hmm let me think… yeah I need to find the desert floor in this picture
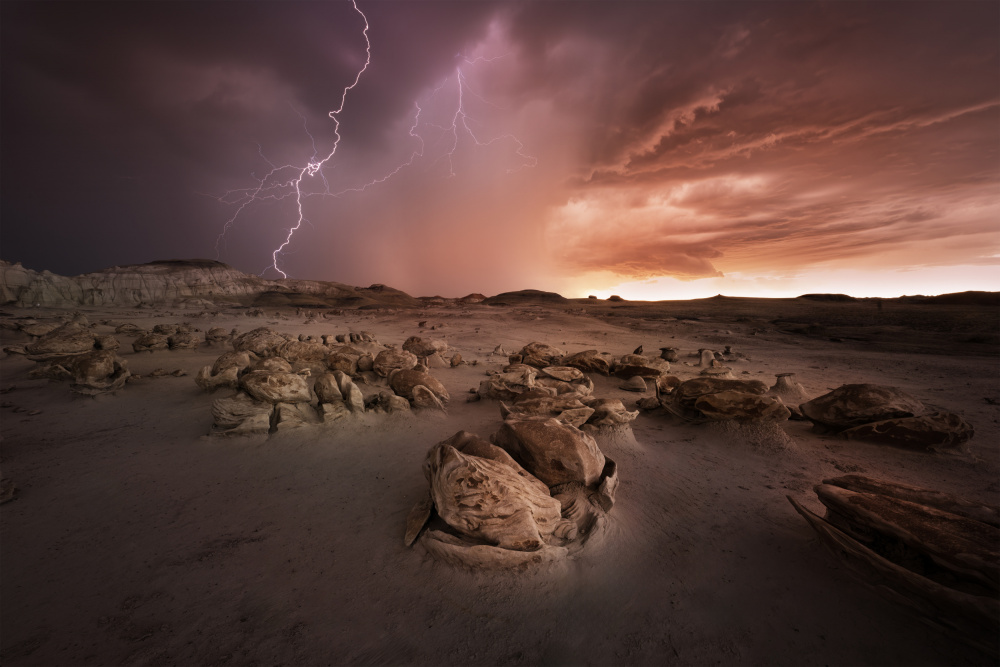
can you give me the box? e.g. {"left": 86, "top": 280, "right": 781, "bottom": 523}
{"left": 2, "top": 299, "right": 998, "bottom": 665}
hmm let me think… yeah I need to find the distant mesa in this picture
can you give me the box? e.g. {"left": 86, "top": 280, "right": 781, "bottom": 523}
{"left": 483, "top": 289, "right": 569, "bottom": 306}
{"left": 458, "top": 293, "right": 486, "bottom": 304}
{"left": 798, "top": 293, "right": 858, "bottom": 302}
{"left": 898, "top": 291, "right": 1000, "bottom": 307}
{"left": 0, "top": 258, "right": 420, "bottom": 310}
{"left": 607, "top": 295, "right": 624, "bottom": 302}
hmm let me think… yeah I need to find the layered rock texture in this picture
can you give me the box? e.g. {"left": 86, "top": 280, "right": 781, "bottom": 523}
{"left": 0, "top": 260, "right": 420, "bottom": 309}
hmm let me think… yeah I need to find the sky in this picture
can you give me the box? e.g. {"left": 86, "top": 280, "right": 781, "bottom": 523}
{"left": 2, "top": 0, "right": 998, "bottom": 299}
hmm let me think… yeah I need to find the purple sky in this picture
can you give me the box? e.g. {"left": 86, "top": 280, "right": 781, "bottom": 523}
{"left": 2, "top": 1, "right": 998, "bottom": 297}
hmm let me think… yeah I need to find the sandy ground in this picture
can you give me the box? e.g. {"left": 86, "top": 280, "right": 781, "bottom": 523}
{"left": 1, "top": 301, "right": 998, "bottom": 665}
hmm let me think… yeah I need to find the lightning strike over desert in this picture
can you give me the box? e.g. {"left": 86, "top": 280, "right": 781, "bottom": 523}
{"left": 1, "top": 1, "right": 998, "bottom": 665}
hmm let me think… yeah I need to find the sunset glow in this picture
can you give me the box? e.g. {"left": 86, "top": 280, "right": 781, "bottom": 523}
{"left": 2, "top": 1, "right": 997, "bottom": 298}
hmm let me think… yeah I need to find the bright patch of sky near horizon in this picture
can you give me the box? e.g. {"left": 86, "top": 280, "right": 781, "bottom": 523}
{"left": 1, "top": 1, "right": 997, "bottom": 299}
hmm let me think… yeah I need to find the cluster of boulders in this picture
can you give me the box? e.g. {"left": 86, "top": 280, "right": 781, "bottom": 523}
{"left": 198, "top": 327, "right": 454, "bottom": 435}
{"left": 3, "top": 314, "right": 129, "bottom": 395}
{"left": 128, "top": 322, "right": 202, "bottom": 353}
{"left": 799, "top": 384, "right": 974, "bottom": 450}
{"left": 659, "top": 377, "right": 793, "bottom": 423}
{"left": 406, "top": 419, "right": 618, "bottom": 568}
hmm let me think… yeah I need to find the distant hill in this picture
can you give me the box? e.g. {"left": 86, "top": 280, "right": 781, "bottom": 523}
{"left": 483, "top": 289, "right": 569, "bottom": 306}
{"left": 797, "top": 293, "right": 858, "bottom": 302}
{"left": 0, "top": 259, "right": 419, "bottom": 309}
{"left": 897, "top": 291, "right": 1000, "bottom": 307}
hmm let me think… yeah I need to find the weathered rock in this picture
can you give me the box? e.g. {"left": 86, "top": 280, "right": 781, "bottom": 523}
{"left": 622, "top": 376, "right": 646, "bottom": 392}
{"left": 167, "top": 331, "right": 200, "bottom": 350}
{"left": 115, "top": 322, "right": 141, "bottom": 335}
{"left": 332, "top": 371, "right": 365, "bottom": 413}
{"left": 666, "top": 377, "right": 773, "bottom": 422}
{"left": 672, "top": 378, "right": 769, "bottom": 407}
{"left": 211, "top": 393, "right": 272, "bottom": 435}
{"left": 195, "top": 365, "right": 239, "bottom": 391}
{"left": 788, "top": 480, "right": 1000, "bottom": 655}
{"left": 152, "top": 324, "right": 177, "bottom": 335}
{"left": 25, "top": 322, "right": 96, "bottom": 360}
{"left": 389, "top": 368, "right": 449, "bottom": 403}
{"left": 478, "top": 365, "right": 538, "bottom": 400}
{"left": 211, "top": 350, "right": 254, "bottom": 376}
{"left": 699, "top": 349, "right": 715, "bottom": 366}
{"left": 424, "top": 442, "right": 570, "bottom": 551}
{"left": 326, "top": 345, "right": 366, "bottom": 376}
{"left": 275, "top": 340, "right": 329, "bottom": 370}
{"left": 693, "top": 390, "right": 791, "bottom": 422}
{"left": 205, "top": 327, "right": 230, "bottom": 344}
{"left": 402, "top": 336, "right": 449, "bottom": 358}
{"left": 841, "top": 411, "right": 975, "bottom": 450}
{"left": 655, "top": 375, "right": 681, "bottom": 394}
{"left": 319, "top": 401, "right": 351, "bottom": 423}
{"left": 501, "top": 394, "right": 595, "bottom": 428}
{"left": 699, "top": 366, "right": 734, "bottom": 379}
{"left": 561, "top": 349, "right": 614, "bottom": 376}
{"left": 494, "top": 418, "right": 606, "bottom": 487}
{"left": 94, "top": 335, "right": 120, "bottom": 351}
{"left": 356, "top": 354, "right": 374, "bottom": 373}
{"left": 412, "top": 385, "right": 447, "bottom": 412}
{"left": 274, "top": 402, "right": 320, "bottom": 430}
{"left": 769, "top": 373, "right": 810, "bottom": 403}
{"left": 637, "top": 396, "right": 660, "bottom": 411}
{"left": 373, "top": 348, "right": 418, "bottom": 377}
{"left": 659, "top": 347, "right": 679, "bottom": 362}
{"left": 367, "top": 390, "right": 411, "bottom": 414}
{"left": 518, "top": 342, "right": 565, "bottom": 368}
{"left": 800, "top": 384, "right": 926, "bottom": 431}
{"left": 232, "top": 327, "right": 288, "bottom": 357}
{"left": 240, "top": 370, "right": 311, "bottom": 404}
{"left": 450, "top": 353, "right": 463, "bottom": 367}
{"left": 581, "top": 398, "right": 638, "bottom": 426}
{"left": 814, "top": 481, "right": 998, "bottom": 592}
{"left": 613, "top": 355, "right": 666, "bottom": 379}
{"left": 25, "top": 348, "right": 124, "bottom": 391}
{"left": 132, "top": 332, "right": 169, "bottom": 353}
{"left": 537, "top": 366, "right": 585, "bottom": 383}
{"left": 313, "top": 373, "right": 344, "bottom": 404}
{"left": 250, "top": 357, "right": 293, "bottom": 373}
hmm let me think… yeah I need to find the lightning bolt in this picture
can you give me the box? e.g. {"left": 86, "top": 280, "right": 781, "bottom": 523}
{"left": 214, "top": 1, "right": 534, "bottom": 279}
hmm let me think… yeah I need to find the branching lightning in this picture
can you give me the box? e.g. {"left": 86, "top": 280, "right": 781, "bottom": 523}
{"left": 214, "top": 1, "right": 534, "bottom": 278}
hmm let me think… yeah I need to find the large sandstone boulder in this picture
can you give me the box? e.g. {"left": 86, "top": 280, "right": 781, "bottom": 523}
{"left": 167, "top": 332, "right": 200, "bottom": 350}
{"left": 389, "top": 368, "right": 449, "bottom": 403}
{"left": 211, "top": 350, "right": 254, "bottom": 376}
{"left": 373, "top": 348, "right": 418, "bottom": 378}
{"left": 326, "top": 345, "right": 366, "bottom": 376}
{"left": 665, "top": 377, "right": 781, "bottom": 423}
{"left": 232, "top": 327, "right": 288, "bottom": 356}
{"left": 612, "top": 354, "right": 666, "bottom": 379}
{"left": 581, "top": 398, "right": 639, "bottom": 427}
{"left": 841, "top": 411, "right": 974, "bottom": 450}
{"left": 211, "top": 394, "right": 272, "bottom": 435}
{"left": 240, "top": 370, "right": 311, "bottom": 404}
{"left": 24, "top": 322, "right": 96, "bottom": 360}
{"left": 694, "top": 390, "right": 791, "bottom": 422}
{"left": 800, "top": 384, "right": 926, "bottom": 431}
{"left": 313, "top": 372, "right": 344, "bottom": 404}
{"left": 424, "top": 442, "right": 571, "bottom": 551}
{"left": 500, "top": 394, "right": 595, "bottom": 428}
{"left": 494, "top": 418, "right": 606, "bottom": 487}
{"left": 517, "top": 342, "right": 565, "bottom": 368}
{"left": 402, "top": 336, "right": 449, "bottom": 358}
{"left": 132, "top": 332, "right": 169, "bottom": 353}
{"left": 275, "top": 340, "right": 329, "bottom": 371}
{"left": 561, "top": 350, "right": 614, "bottom": 376}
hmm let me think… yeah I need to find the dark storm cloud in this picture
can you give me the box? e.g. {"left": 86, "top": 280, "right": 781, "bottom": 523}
{"left": 2, "top": 1, "right": 997, "bottom": 295}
